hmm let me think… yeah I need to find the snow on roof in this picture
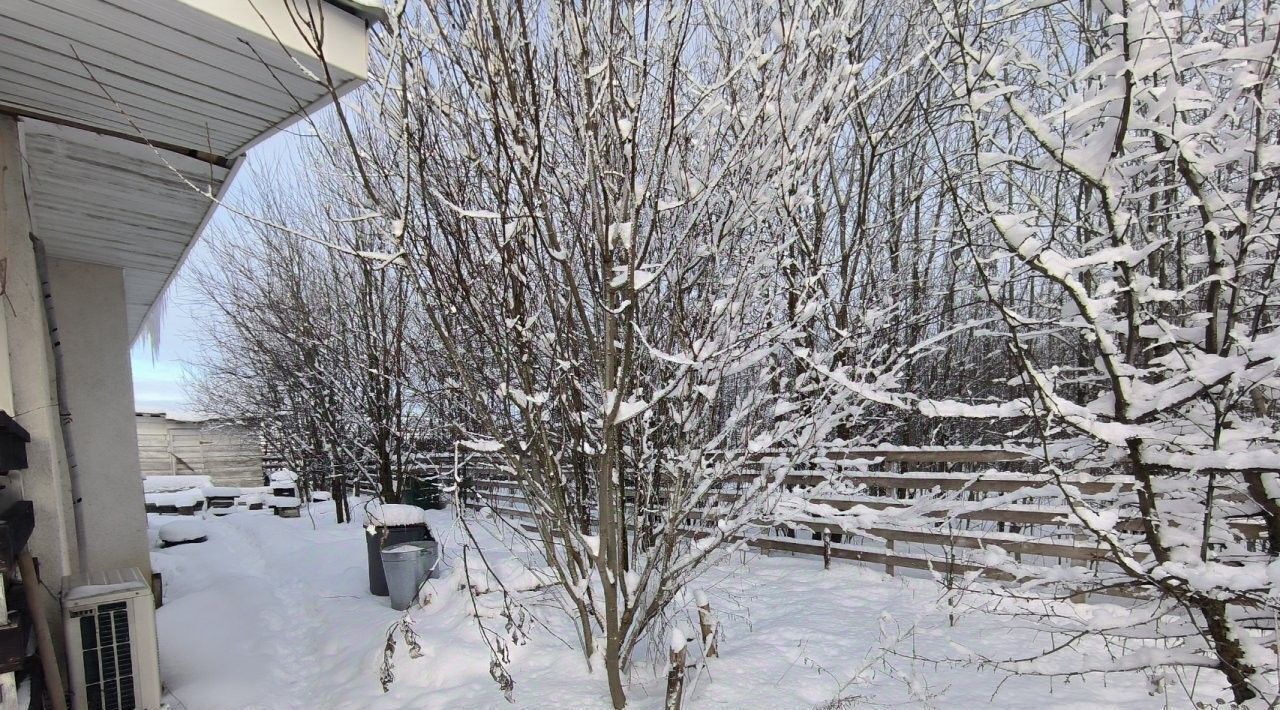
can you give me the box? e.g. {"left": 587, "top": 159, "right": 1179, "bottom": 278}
{"left": 144, "top": 475, "right": 213, "bottom": 493}
{"left": 145, "top": 490, "right": 205, "bottom": 508}
{"left": 137, "top": 410, "right": 215, "bottom": 423}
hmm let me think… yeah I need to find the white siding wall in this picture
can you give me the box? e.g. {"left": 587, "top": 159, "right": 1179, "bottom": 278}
{"left": 0, "top": 115, "right": 79, "bottom": 660}
{"left": 47, "top": 257, "right": 152, "bottom": 578}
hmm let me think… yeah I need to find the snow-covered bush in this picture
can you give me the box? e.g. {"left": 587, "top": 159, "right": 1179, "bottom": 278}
{"left": 925, "top": 0, "right": 1280, "bottom": 701}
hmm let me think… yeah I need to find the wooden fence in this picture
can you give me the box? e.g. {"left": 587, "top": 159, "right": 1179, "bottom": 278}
{"left": 445, "top": 448, "right": 1268, "bottom": 585}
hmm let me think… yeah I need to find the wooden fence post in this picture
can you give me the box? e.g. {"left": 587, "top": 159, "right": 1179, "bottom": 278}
{"left": 822, "top": 529, "right": 831, "bottom": 570}
{"left": 666, "top": 628, "right": 688, "bottom": 710}
{"left": 332, "top": 478, "right": 346, "bottom": 524}
{"left": 20, "top": 552, "right": 67, "bottom": 710}
{"left": 885, "top": 538, "right": 896, "bottom": 577}
{"left": 696, "top": 593, "right": 718, "bottom": 658}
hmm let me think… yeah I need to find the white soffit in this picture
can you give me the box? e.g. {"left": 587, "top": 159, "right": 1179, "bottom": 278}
{"left": 0, "top": 0, "right": 370, "bottom": 158}
{"left": 20, "top": 120, "right": 232, "bottom": 336}
{"left": 0, "top": 0, "right": 373, "bottom": 339}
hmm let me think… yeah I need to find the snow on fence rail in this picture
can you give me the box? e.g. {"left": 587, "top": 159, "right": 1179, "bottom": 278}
{"left": 439, "top": 448, "right": 1270, "bottom": 588}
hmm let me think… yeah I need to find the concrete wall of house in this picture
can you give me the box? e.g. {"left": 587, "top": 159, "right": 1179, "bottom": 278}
{"left": 0, "top": 114, "right": 80, "bottom": 657}
{"left": 47, "top": 257, "right": 152, "bottom": 578}
{"left": 136, "top": 414, "right": 264, "bottom": 487}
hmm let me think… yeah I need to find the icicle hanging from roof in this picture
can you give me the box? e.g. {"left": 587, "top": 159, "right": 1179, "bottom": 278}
{"left": 138, "top": 284, "right": 169, "bottom": 363}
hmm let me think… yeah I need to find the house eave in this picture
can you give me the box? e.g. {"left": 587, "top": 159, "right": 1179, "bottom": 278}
{"left": 324, "top": 0, "right": 388, "bottom": 25}
{"left": 0, "top": 0, "right": 375, "bottom": 343}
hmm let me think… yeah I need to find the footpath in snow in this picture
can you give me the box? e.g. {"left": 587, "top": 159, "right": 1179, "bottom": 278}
{"left": 149, "top": 502, "right": 1226, "bottom": 709}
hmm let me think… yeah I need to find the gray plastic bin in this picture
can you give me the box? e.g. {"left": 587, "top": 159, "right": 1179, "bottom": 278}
{"left": 381, "top": 544, "right": 422, "bottom": 611}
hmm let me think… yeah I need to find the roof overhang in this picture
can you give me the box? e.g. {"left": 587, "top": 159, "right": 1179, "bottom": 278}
{"left": 0, "top": 0, "right": 375, "bottom": 338}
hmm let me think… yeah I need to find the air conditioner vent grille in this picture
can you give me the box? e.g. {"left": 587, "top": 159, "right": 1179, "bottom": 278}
{"left": 63, "top": 567, "right": 160, "bottom": 710}
{"left": 78, "top": 601, "right": 135, "bottom": 710}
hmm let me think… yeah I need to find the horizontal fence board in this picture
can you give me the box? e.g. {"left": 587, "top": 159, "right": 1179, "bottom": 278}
{"left": 762, "top": 473, "right": 1131, "bottom": 495}
{"left": 733, "top": 448, "right": 1033, "bottom": 464}
{"left": 407, "top": 447, "right": 1269, "bottom": 601}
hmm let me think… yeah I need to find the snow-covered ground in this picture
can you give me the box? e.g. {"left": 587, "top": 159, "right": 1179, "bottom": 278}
{"left": 150, "top": 502, "right": 1227, "bottom": 709}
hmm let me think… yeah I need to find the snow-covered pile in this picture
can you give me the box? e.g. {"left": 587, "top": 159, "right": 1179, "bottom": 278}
{"left": 364, "top": 502, "right": 428, "bottom": 527}
{"left": 159, "top": 520, "right": 208, "bottom": 545}
{"left": 201, "top": 486, "right": 241, "bottom": 498}
{"left": 269, "top": 495, "right": 300, "bottom": 509}
{"left": 143, "top": 475, "right": 213, "bottom": 493}
{"left": 311, "top": 491, "right": 333, "bottom": 502}
{"left": 465, "top": 556, "right": 552, "bottom": 595}
{"left": 269, "top": 469, "right": 298, "bottom": 485}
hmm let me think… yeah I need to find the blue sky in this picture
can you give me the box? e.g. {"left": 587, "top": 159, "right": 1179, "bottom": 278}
{"left": 128, "top": 132, "right": 303, "bottom": 416}
{"left": 129, "top": 264, "right": 209, "bottom": 416}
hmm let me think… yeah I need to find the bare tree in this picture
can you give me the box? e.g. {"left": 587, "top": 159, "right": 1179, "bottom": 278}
{"left": 188, "top": 175, "right": 438, "bottom": 509}
{"left": 274, "top": 0, "right": 951, "bottom": 705}
{"left": 195, "top": 0, "right": 1280, "bottom": 704}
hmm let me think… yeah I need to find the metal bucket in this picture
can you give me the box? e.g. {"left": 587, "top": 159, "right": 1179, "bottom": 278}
{"left": 405, "top": 540, "right": 439, "bottom": 583}
{"left": 380, "top": 544, "right": 422, "bottom": 611}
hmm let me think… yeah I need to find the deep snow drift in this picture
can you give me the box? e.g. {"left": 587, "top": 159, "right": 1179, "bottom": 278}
{"left": 149, "top": 503, "right": 1228, "bottom": 709}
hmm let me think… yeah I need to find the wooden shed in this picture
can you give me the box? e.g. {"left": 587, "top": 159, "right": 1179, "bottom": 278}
{"left": 136, "top": 412, "right": 264, "bottom": 488}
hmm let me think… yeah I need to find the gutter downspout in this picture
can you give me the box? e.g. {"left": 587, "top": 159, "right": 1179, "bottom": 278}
{"left": 31, "top": 237, "right": 87, "bottom": 561}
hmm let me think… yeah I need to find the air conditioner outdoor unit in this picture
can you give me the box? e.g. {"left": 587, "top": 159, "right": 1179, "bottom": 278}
{"left": 62, "top": 567, "right": 162, "bottom": 710}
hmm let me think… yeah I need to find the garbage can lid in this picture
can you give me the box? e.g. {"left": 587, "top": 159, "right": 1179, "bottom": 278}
{"left": 365, "top": 502, "right": 428, "bottom": 527}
